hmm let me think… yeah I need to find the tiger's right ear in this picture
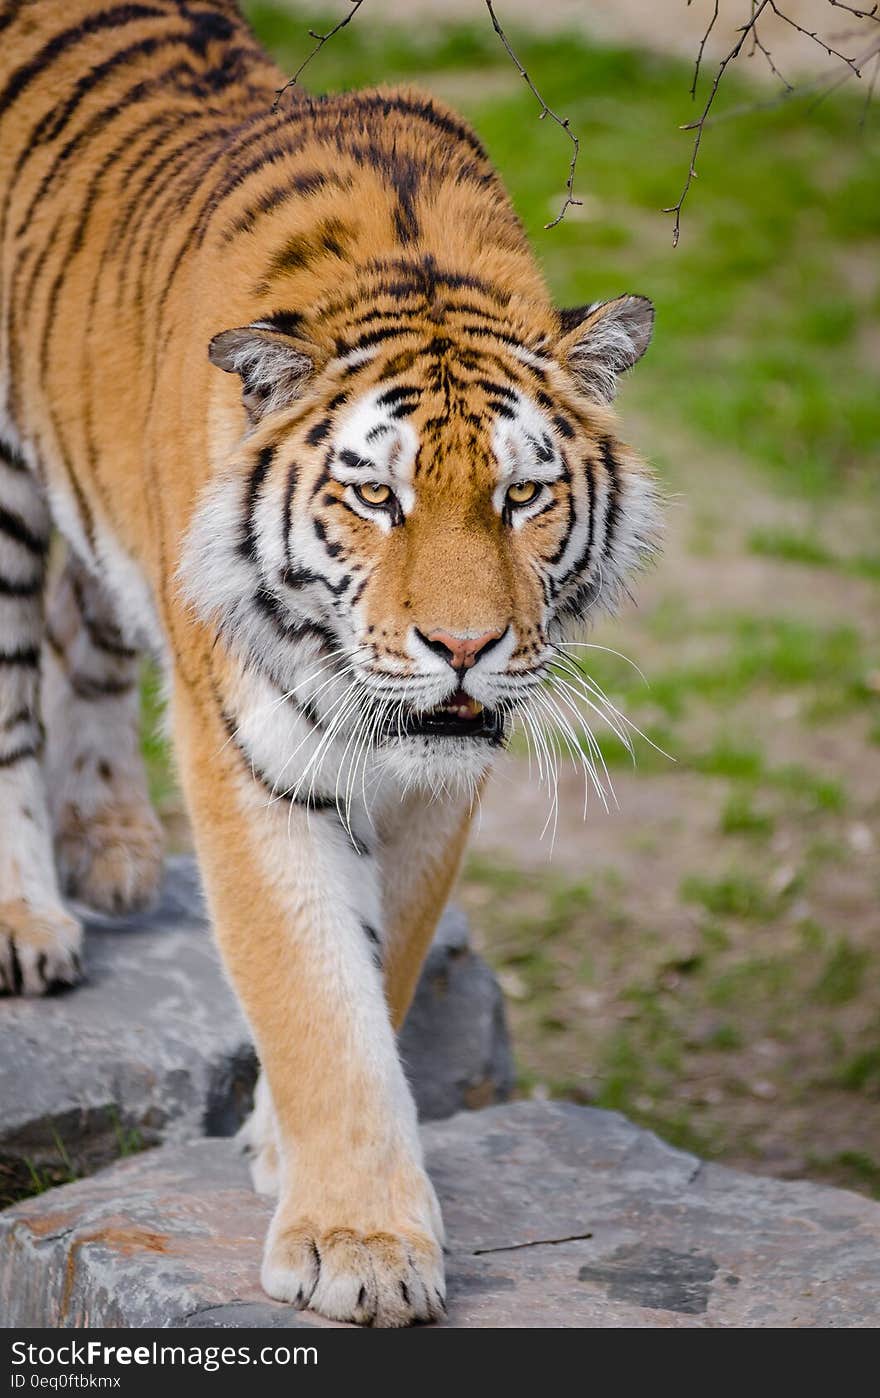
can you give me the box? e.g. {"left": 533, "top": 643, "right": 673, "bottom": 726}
{"left": 208, "top": 322, "right": 317, "bottom": 424}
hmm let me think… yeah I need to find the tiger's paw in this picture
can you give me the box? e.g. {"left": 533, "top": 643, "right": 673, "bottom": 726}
{"left": 0, "top": 900, "right": 83, "bottom": 996}
{"left": 261, "top": 1219, "right": 446, "bottom": 1328}
{"left": 55, "top": 798, "right": 163, "bottom": 917}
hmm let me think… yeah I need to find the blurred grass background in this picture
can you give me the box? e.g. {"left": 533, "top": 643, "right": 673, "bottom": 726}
{"left": 148, "top": 4, "right": 880, "bottom": 1196}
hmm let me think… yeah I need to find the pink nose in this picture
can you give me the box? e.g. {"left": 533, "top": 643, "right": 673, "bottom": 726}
{"left": 422, "top": 628, "right": 505, "bottom": 671}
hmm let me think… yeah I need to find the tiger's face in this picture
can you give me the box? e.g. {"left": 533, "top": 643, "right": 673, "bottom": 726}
{"left": 195, "top": 293, "right": 659, "bottom": 795}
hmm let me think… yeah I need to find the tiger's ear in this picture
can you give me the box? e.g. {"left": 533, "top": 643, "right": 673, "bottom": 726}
{"left": 208, "top": 323, "right": 317, "bottom": 424}
{"left": 556, "top": 294, "right": 654, "bottom": 404}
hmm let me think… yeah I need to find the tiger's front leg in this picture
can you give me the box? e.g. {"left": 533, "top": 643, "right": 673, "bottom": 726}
{"left": 172, "top": 673, "right": 445, "bottom": 1329}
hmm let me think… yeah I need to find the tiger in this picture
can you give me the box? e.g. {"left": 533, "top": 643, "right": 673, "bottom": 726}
{"left": 0, "top": 0, "right": 660, "bottom": 1326}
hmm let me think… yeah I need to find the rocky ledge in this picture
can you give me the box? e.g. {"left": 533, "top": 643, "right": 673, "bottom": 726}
{"left": 2, "top": 1100, "right": 879, "bottom": 1327}
{"left": 0, "top": 858, "right": 512, "bottom": 1204}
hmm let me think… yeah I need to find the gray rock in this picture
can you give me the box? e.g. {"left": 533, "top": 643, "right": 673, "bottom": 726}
{"left": 2, "top": 1101, "right": 879, "bottom": 1327}
{"left": 0, "top": 859, "right": 512, "bottom": 1206}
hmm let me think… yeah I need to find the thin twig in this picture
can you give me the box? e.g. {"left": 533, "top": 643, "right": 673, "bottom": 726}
{"left": 767, "top": 0, "right": 864, "bottom": 73}
{"left": 667, "top": 0, "right": 875, "bottom": 246}
{"left": 273, "top": 0, "right": 365, "bottom": 108}
{"left": 689, "top": 33, "right": 880, "bottom": 128}
{"left": 664, "top": 1, "right": 772, "bottom": 247}
{"left": 827, "top": 0, "right": 880, "bottom": 22}
{"left": 484, "top": 0, "right": 582, "bottom": 228}
{"left": 806, "top": 31, "right": 880, "bottom": 110}
{"left": 749, "top": 15, "right": 794, "bottom": 88}
{"left": 690, "top": 0, "right": 721, "bottom": 98}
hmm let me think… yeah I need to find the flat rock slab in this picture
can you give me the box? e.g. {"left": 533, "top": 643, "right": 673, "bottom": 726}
{"left": 2, "top": 1101, "right": 879, "bottom": 1328}
{"left": 0, "top": 859, "right": 512, "bottom": 1204}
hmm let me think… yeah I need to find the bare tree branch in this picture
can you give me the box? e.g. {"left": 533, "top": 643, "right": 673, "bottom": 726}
{"left": 483, "top": 0, "right": 582, "bottom": 228}
{"left": 664, "top": 2, "right": 773, "bottom": 248}
{"left": 269, "top": 2, "right": 876, "bottom": 246}
{"left": 751, "top": 23, "right": 794, "bottom": 88}
{"left": 766, "top": 0, "right": 864, "bottom": 73}
{"left": 825, "top": 0, "right": 879, "bottom": 23}
{"left": 690, "top": 0, "right": 721, "bottom": 97}
{"left": 273, "top": 0, "right": 365, "bottom": 108}
{"left": 667, "top": 0, "right": 878, "bottom": 247}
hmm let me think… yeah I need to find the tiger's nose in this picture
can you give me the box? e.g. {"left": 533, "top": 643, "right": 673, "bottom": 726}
{"left": 418, "top": 627, "right": 506, "bottom": 672}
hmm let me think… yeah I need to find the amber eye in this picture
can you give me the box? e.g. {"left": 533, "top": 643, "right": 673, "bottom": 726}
{"left": 355, "top": 481, "right": 393, "bottom": 508}
{"left": 506, "top": 480, "right": 541, "bottom": 507}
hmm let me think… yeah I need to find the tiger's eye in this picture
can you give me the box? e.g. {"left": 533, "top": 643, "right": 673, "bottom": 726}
{"left": 355, "top": 481, "right": 392, "bottom": 507}
{"left": 506, "top": 480, "right": 540, "bottom": 506}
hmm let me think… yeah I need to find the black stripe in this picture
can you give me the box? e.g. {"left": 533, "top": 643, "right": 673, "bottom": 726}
{"left": 84, "top": 626, "right": 138, "bottom": 660}
{"left": 261, "top": 309, "right": 304, "bottom": 338}
{"left": 239, "top": 446, "right": 274, "bottom": 562}
{"left": 109, "top": 115, "right": 232, "bottom": 267}
{"left": 223, "top": 182, "right": 292, "bottom": 241}
{"left": 305, "top": 418, "right": 331, "bottom": 447}
{"left": 69, "top": 674, "right": 135, "bottom": 700}
{"left": 337, "top": 449, "right": 373, "bottom": 472}
{"left": 0, "top": 741, "right": 41, "bottom": 768}
{"left": 0, "top": 572, "right": 42, "bottom": 597}
{"left": 220, "top": 701, "right": 329, "bottom": 810}
{"left": 9, "top": 938, "right": 23, "bottom": 995}
{"left": 251, "top": 588, "right": 337, "bottom": 655}
{"left": 553, "top": 414, "right": 576, "bottom": 440}
{"left": 0, "top": 5, "right": 165, "bottom": 119}
{"left": 11, "top": 29, "right": 194, "bottom": 200}
{"left": 557, "top": 458, "right": 596, "bottom": 599}
{"left": 2, "top": 705, "right": 33, "bottom": 732}
{"left": 339, "top": 91, "right": 487, "bottom": 158}
{"left": 337, "top": 323, "right": 411, "bottom": 355}
{"left": 600, "top": 438, "right": 620, "bottom": 560}
{"left": 361, "top": 922, "right": 382, "bottom": 968}
{"left": 0, "top": 437, "right": 28, "bottom": 472}
{"left": 72, "top": 578, "right": 138, "bottom": 660}
{"left": 349, "top": 574, "right": 369, "bottom": 607}
{"left": 477, "top": 379, "right": 516, "bottom": 400}
{"left": 0, "top": 506, "right": 47, "bottom": 556}
{"left": 0, "top": 646, "right": 39, "bottom": 666}
{"left": 0, "top": 3, "right": 27, "bottom": 39}
{"left": 20, "top": 61, "right": 199, "bottom": 245}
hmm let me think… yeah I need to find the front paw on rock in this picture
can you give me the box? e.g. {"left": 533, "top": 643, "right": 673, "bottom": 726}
{"left": 0, "top": 900, "right": 83, "bottom": 995}
{"left": 262, "top": 1223, "right": 446, "bottom": 1327}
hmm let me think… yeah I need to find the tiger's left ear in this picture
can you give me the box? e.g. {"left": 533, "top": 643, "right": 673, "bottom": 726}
{"left": 555, "top": 294, "right": 654, "bottom": 404}
{"left": 208, "top": 322, "right": 318, "bottom": 424}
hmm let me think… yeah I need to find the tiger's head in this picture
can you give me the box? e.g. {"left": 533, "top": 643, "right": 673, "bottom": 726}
{"left": 186, "top": 266, "right": 660, "bottom": 799}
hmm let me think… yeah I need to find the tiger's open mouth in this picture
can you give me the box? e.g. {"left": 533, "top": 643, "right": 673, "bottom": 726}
{"left": 400, "top": 690, "right": 505, "bottom": 742}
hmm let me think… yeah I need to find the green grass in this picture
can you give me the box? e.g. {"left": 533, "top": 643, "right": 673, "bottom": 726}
{"left": 246, "top": 3, "right": 880, "bottom": 498}
{"left": 460, "top": 846, "right": 880, "bottom": 1184}
{"left": 681, "top": 871, "right": 783, "bottom": 922}
{"left": 813, "top": 938, "right": 871, "bottom": 1006}
{"left": 750, "top": 528, "right": 880, "bottom": 580}
{"left": 720, "top": 792, "right": 775, "bottom": 839}
{"left": 748, "top": 528, "right": 836, "bottom": 569}
{"left": 808, "top": 1151, "right": 880, "bottom": 1200}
